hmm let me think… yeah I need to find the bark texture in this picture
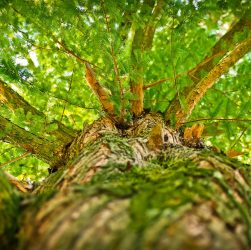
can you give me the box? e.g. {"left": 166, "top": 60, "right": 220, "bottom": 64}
{"left": 1, "top": 114, "right": 251, "bottom": 250}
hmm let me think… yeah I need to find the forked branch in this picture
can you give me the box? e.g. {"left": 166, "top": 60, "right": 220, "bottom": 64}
{"left": 166, "top": 37, "right": 251, "bottom": 127}
{"left": 166, "top": 10, "right": 251, "bottom": 127}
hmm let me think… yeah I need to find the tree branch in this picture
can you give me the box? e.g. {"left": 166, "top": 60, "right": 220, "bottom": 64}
{"left": 55, "top": 39, "right": 90, "bottom": 65}
{"left": 0, "top": 79, "right": 76, "bottom": 143}
{"left": 143, "top": 0, "right": 164, "bottom": 50}
{"left": 188, "top": 10, "right": 251, "bottom": 83}
{"left": 143, "top": 77, "right": 174, "bottom": 90}
{"left": 4, "top": 171, "right": 30, "bottom": 193}
{"left": 0, "top": 79, "right": 41, "bottom": 115}
{"left": 4, "top": 172, "right": 29, "bottom": 192}
{"left": 130, "top": 0, "right": 164, "bottom": 116}
{"left": 182, "top": 118, "right": 251, "bottom": 124}
{"left": 166, "top": 37, "right": 251, "bottom": 127}
{"left": 85, "top": 62, "right": 114, "bottom": 116}
{"left": 0, "top": 115, "right": 61, "bottom": 164}
{"left": 165, "top": 11, "right": 251, "bottom": 127}
{"left": 144, "top": 69, "right": 196, "bottom": 90}
{"left": 51, "top": 38, "right": 118, "bottom": 118}
{"left": 7, "top": 3, "right": 121, "bottom": 121}
{"left": 0, "top": 151, "right": 30, "bottom": 169}
{"left": 101, "top": 0, "right": 125, "bottom": 122}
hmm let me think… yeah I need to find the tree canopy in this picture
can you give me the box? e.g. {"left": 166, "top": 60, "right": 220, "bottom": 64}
{"left": 0, "top": 0, "right": 251, "bottom": 181}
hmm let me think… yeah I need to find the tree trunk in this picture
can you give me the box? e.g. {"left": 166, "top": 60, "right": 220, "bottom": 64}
{"left": 1, "top": 113, "right": 251, "bottom": 250}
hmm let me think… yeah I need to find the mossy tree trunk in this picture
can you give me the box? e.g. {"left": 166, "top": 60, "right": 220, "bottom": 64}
{"left": 1, "top": 113, "right": 251, "bottom": 250}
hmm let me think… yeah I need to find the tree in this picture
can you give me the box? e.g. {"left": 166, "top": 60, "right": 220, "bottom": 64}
{"left": 0, "top": 0, "right": 251, "bottom": 249}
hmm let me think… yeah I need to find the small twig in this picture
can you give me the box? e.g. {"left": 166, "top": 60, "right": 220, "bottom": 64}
{"left": 144, "top": 68, "right": 199, "bottom": 90}
{"left": 0, "top": 146, "right": 15, "bottom": 157}
{"left": 70, "top": 114, "right": 77, "bottom": 126}
{"left": 182, "top": 118, "right": 251, "bottom": 124}
{"left": 61, "top": 65, "right": 75, "bottom": 122}
{"left": 170, "top": 11, "right": 179, "bottom": 97}
{"left": 230, "top": 128, "right": 247, "bottom": 149}
{"left": 55, "top": 39, "right": 90, "bottom": 65}
{"left": 10, "top": 4, "right": 102, "bottom": 74}
{"left": 4, "top": 171, "right": 29, "bottom": 193}
{"left": 0, "top": 151, "right": 31, "bottom": 169}
{"left": 21, "top": 80, "right": 96, "bottom": 110}
{"left": 144, "top": 76, "right": 177, "bottom": 90}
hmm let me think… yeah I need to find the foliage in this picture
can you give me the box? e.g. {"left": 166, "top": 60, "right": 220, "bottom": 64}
{"left": 0, "top": 0, "right": 250, "bottom": 180}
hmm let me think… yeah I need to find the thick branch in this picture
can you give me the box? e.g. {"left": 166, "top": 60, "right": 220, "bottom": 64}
{"left": 130, "top": 0, "right": 163, "bottom": 116}
{"left": 101, "top": 1, "right": 125, "bottom": 121}
{"left": 55, "top": 40, "right": 117, "bottom": 119}
{"left": 166, "top": 38, "right": 251, "bottom": 127}
{"left": 188, "top": 10, "right": 251, "bottom": 83}
{"left": 0, "top": 79, "right": 75, "bottom": 143}
{"left": 0, "top": 79, "right": 41, "bottom": 115}
{"left": 182, "top": 118, "right": 251, "bottom": 124}
{"left": 52, "top": 39, "right": 115, "bottom": 118}
{"left": 85, "top": 63, "right": 114, "bottom": 116}
{"left": 143, "top": 0, "right": 164, "bottom": 50}
{"left": 0, "top": 115, "right": 61, "bottom": 164}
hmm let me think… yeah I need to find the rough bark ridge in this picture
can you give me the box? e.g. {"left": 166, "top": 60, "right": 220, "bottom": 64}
{"left": 1, "top": 113, "right": 250, "bottom": 250}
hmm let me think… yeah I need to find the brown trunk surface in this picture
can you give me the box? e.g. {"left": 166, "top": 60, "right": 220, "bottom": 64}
{"left": 1, "top": 113, "right": 251, "bottom": 250}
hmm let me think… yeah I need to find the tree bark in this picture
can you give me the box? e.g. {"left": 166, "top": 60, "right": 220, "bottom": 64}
{"left": 1, "top": 114, "right": 251, "bottom": 250}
